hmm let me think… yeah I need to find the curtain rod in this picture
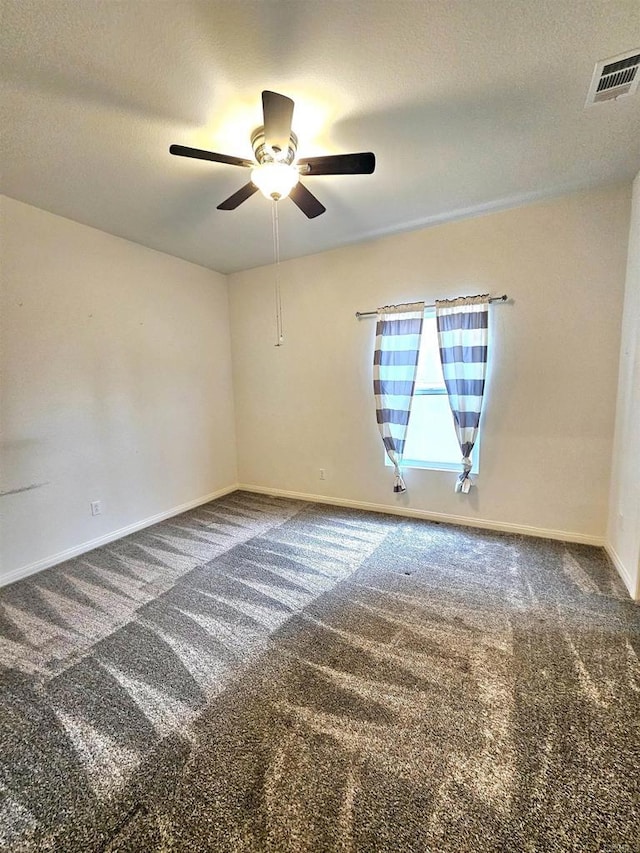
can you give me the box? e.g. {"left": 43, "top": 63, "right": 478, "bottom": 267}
{"left": 355, "top": 293, "right": 508, "bottom": 319}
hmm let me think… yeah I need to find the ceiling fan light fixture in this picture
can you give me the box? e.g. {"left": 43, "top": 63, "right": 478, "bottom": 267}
{"left": 250, "top": 162, "right": 299, "bottom": 200}
{"left": 171, "top": 90, "right": 375, "bottom": 216}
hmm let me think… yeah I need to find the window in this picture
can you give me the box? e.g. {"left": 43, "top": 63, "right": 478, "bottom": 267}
{"left": 385, "top": 308, "right": 480, "bottom": 473}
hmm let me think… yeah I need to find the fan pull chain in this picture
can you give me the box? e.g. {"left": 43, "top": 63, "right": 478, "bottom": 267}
{"left": 271, "top": 200, "right": 284, "bottom": 346}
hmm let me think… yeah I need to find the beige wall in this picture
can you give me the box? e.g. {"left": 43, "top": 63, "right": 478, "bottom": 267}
{"left": 607, "top": 172, "right": 640, "bottom": 599}
{"left": 229, "top": 185, "right": 631, "bottom": 544}
{"left": 1, "top": 184, "right": 633, "bottom": 588}
{"left": 1, "top": 196, "right": 237, "bottom": 582}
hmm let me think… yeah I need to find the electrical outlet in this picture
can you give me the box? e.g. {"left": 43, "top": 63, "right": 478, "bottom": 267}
{"left": 90, "top": 500, "right": 102, "bottom": 516}
{"left": 319, "top": 469, "right": 326, "bottom": 480}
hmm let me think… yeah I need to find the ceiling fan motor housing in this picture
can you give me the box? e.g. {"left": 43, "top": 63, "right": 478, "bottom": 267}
{"left": 251, "top": 126, "right": 298, "bottom": 166}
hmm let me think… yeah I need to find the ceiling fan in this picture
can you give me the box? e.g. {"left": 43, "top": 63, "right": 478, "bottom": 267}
{"left": 169, "top": 91, "right": 375, "bottom": 219}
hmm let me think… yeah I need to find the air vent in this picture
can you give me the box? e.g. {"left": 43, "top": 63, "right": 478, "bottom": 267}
{"left": 585, "top": 48, "right": 640, "bottom": 106}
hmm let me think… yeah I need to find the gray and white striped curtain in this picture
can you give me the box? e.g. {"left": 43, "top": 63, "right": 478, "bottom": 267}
{"left": 435, "top": 295, "right": 489, "bottom": 493}
{"left": 373, "top": 302, "right": 425, "bottom": 492}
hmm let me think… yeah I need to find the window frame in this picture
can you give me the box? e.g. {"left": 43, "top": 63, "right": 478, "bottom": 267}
{"left": 383, "top": 307, "right": 481, "bottom": 474}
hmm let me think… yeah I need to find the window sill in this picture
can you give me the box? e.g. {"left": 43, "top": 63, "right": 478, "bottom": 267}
{"left": 385, "top": 458, "right": 479, "bottom": 475}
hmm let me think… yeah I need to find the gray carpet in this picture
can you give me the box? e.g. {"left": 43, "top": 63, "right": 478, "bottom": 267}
{"left": 0, "top": 491, "right": 638, "bottom": 852}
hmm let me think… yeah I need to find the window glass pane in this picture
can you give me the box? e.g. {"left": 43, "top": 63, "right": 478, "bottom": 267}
{"left": 404, "top": 394, "right": 461, "bottom": 464}
{"left": 387, "top": 307, "right": 480, "bottom": 474}
{"left": 414, "top": 315, "right": 445, "bottom": 392}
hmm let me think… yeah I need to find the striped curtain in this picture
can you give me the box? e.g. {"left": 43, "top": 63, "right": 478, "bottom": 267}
{"left": 374, "top": 302, "right": 425, "bottom": 492}
{"left": 435, "top": 295, "right": 490, "bottom": 493}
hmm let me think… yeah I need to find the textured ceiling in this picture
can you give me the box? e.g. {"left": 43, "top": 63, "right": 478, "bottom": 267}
{"left": 1, "top": 1, "right": 639, "bottom": 274}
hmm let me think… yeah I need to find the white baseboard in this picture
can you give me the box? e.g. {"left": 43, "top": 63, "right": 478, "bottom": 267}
{"left": 1, "top": 484, "right": 239, "bottom": 588}
{"left": 4, "top": 481, "right": 613, "bottom": 591}
{"left": 604, "top": 542, "right": 639, "bottom": 600}
{"left": 237, "top": 484, "right": 605, "bottom": 547}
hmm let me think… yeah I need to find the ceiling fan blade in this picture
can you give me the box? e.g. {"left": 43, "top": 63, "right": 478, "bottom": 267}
{"left": 217, "top": 182, "right": 259, "bottom": 211}
{"left": 262, "top": 91, "right": 294, "bottom": 153}
{"left": 289, "top": 181, "right": 326, "bottom": 219}
{"left": 170, "top": 144, "right": 253, "bottom": 168}
{"left": 297, "top": 152, "right": 376, "bottom": 176}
